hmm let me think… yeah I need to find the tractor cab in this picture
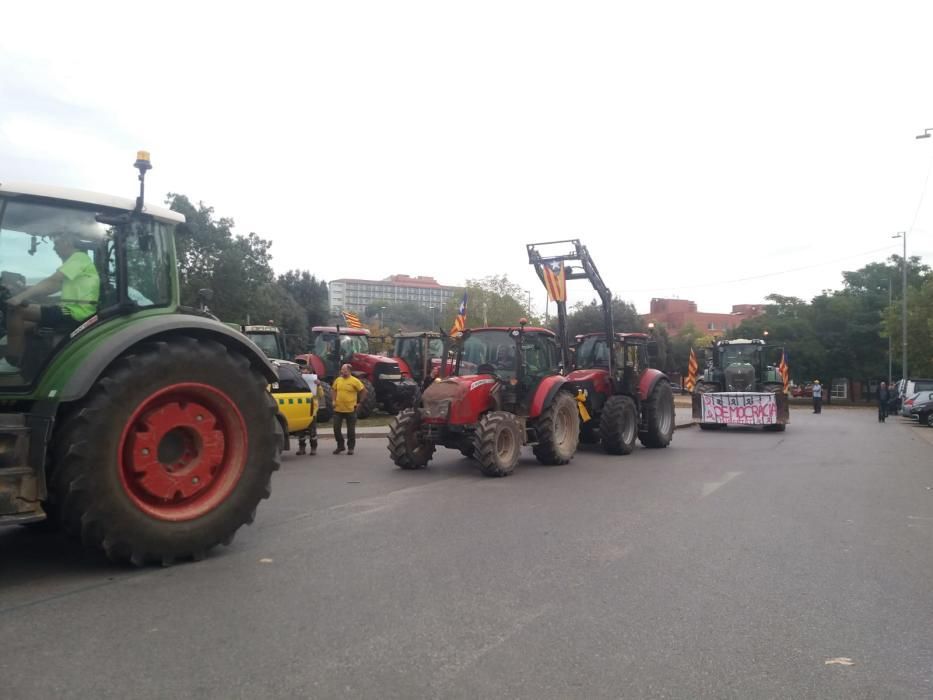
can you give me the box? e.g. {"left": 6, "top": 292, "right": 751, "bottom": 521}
{"left": 243, "top": 324, "right": 286, "bottom": 360}
{"left": 393, "top": 331, "right": 444, "bottom": 385}
{"left": 572, "top": 332, "right": 651, "bottom": 397}
{"left": 420, "top": 325, "right": 562, "bottom": 422}
{"left": 308, "top": 326, "right": 371, "bottom": 379}
{"left": 0, "top": 163, "right": 181, "bottom": 386}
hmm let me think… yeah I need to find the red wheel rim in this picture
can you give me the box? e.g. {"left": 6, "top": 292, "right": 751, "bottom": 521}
{"left": 119, "top": 383, "right": 248, "bottom": 521}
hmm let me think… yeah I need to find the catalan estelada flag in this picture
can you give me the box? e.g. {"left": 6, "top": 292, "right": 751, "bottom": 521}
{"left": 542, "top": 262, "right": 567, "bottom": 302}
{"left": 450, "top": 293, "right": 467, "bottom": 335}
{"left": 685, "top": 347, "right": 698, "bottom": 392}
{"left": 342, "top": 311, "right": 362, "bottom": 329}
{"left": 778, "top": 350, "right": 790, "bottom": 393}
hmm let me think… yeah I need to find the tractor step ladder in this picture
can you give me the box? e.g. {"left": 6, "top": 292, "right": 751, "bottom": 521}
{"left": 0, "top": 414, "right": 46, "bottom": 523}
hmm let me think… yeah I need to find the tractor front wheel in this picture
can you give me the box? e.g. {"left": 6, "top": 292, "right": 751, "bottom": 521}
{"left": 639, "top": 380, "right": 675, "bottom": 448}
{"left": 317, "top": 382, "right": 333, "bottom": 423}
{"left": 474, "top": 411, "right": 523, "bottom": 477}
{"left": 356, "top": 377, "right": 378, "bottom": 419}
{"left": 387, "top": 409, "right": 435, "bottom": 469}
{"left": 50, "top": 337, "right": 280, "bottom": 566}
{"left": 600, "top": 395, "right": 638, "bottom": 455}
{"left": 532, "top": 391, "right": 580, "bottom": 465}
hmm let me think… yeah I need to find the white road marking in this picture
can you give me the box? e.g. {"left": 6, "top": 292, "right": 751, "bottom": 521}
{"left": 701, "top": 471, "right": 742, "bottom": 498}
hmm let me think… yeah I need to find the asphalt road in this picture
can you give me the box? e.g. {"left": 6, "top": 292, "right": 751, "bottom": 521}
{"left": 2, "top": 407, "right": 932, "bottom": 699}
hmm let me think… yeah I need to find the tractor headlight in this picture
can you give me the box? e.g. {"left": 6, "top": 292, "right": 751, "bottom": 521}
{"left": 421, "top": 399, "right": 451, "bottom": 420}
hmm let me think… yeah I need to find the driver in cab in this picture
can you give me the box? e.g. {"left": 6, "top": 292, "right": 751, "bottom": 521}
{"left": 5, "top": 231, "right": 100, "bottom": 367}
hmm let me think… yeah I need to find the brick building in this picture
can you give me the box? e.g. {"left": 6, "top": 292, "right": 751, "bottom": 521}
{"left": 328, "top": 274, "right": 458, "bottom": 313}
{"left": 642, "top": 298, "right": 764, "bottom": 337}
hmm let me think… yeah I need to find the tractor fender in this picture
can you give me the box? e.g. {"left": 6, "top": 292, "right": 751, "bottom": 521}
{"left": 295, "top": 353, "right": 328, "bottom": 378}
{"left": 528, "top": 375, "right": 569, "bottom": 419}
{"left": 637, "top": 368, "right": 669, "bottom": 402}
{"left": 60, "top": 314, "right": 277, "bottom": 402}
{"left": 395, "top": 357, "right": 413, "bottom": 379}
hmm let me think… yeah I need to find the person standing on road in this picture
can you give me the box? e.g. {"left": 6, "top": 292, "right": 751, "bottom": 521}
{"left": 878, "top": 381, "right": 889, "bottom": 423}
{"left": 332, "top": 363, "right": 367, "bottom": 455}
{"left": 812, "top": 379, "right": 823, "bottom": 414}
{"left": 296, "top": 365, "right": 319, "bottom": 456}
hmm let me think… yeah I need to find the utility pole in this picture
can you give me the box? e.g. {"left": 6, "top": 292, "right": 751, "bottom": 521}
{"left": 893, "top": 232, "right": 908, "bottom": 382}
{"left": 888, "top": 277, "right": 893, "bottom": 385}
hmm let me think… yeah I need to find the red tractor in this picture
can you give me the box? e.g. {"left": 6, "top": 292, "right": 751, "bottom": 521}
{"left": 297, "top": 325, "right": 420, "bottom": 418}
{"left": 527, "top": 239, "right": 675, "bottom": 454}
{"left": 387, "top": 323, "right": 581, "bottom": 477}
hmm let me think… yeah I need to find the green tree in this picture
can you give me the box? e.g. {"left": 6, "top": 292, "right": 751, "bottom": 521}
{"left": 278, "top": 270, "right": 330, "bottom": 328}
{"left": 442, "top": 275, "right": 538, "bottom": 330}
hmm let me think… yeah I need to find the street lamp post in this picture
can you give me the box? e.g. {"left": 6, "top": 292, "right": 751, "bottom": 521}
{"left": 430, "top": 306, "right": 436, "bottom": 328}
{"left": 892, "top": 232, "right": 907, "bottom": 383}
{"left": 888, "top": 277, "right": 893, "bottom": 385}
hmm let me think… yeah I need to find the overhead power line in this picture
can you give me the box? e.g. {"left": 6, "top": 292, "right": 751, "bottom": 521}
{"left": 616, "top": 244, "right": 898, "bottom": 295}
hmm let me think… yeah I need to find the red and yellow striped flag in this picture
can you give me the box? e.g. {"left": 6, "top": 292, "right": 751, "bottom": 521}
{"left": 342, "top": 311, "right": 362, "bottom": 329}
{"left": 542, "top": 262, "right": 567, "bottom": 302}
{"left": 450, "top": 293, "right": 467, "bottom": 335}
{"left": 778, "top": 350, "right": 790, "bottom": 393}
{"left": 685, "top": 347, "right": 698, "bottom": 392}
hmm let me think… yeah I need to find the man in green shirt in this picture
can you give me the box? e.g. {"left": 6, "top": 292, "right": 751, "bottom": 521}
{"left": 5, "top": 232, "right": 100, "bottom": 366}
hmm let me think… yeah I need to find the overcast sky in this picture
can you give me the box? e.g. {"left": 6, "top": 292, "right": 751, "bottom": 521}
{"left": 3, "top": 1, "right": 933, "bottom": 315}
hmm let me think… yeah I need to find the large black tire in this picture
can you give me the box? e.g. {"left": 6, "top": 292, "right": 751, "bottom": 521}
{"left": 49, "top": 337, "right": 280, "bottom": 566}
{"left": 640, "top": 380, "right": 675, "bottom": 448}
{"left": 532, "top": 391, "right": 580, "bottom": 465}
{"left": 356, "top": 377, "right": 378, "bottom": 419}
{"left": 474, "top": 411, "right": 523, "bottom": 477}
{"left": 760, "top": 384, "right": 786, "bottom": 431}
{"left": 599, "top": 395, "right": 638, "bottom": 455}
{"left": 387, "top": 409, "right": 436, "bottom": 469}
{"left": 317, "top": 382, "right": 333, "bottom": 424}
{"left": 694, "top": 382, "right": 722, "bottom": 431}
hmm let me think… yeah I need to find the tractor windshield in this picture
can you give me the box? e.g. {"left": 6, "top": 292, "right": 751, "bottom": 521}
{"left": 246, "top": 332, "right": 283, "bottom": 360}
{"left": 394, "top": 336, "right": 444, "bottom": 380}
{"left": 0, "top": 197, "right": 173, "bottom": 386}
{"left": 575, "top": 336, "right": 610, "bottom": 369}
{"left": 721, "top": 345, "right": 760, "bottom": 367}
{"left": 459, "top": 330, "right": 517, "bottom": 378}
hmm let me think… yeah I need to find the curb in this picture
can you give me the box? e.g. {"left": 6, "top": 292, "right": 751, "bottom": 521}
{"left": 316, "top": 421, "right": 698, "bottom": 439}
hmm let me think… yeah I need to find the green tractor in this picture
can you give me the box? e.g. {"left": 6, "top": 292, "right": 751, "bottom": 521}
{"left": 0, "top": 152, "right": 281, "bottom": 565}
{"left": 692, "top": 338, "right": 789, "bottom": 431}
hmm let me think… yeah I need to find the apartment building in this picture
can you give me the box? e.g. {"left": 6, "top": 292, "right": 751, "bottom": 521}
{"left": 328, "top": 274, "right": 458, "bottom": 313}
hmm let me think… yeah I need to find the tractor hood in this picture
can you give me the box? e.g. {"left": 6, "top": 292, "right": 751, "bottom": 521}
{"left": 421, "top": 375, "right": 499, "bottom": 425}
{"left": 724, "top": 362, "right": 756, "bottom": 392}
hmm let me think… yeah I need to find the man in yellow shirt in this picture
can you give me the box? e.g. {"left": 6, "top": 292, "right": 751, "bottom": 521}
{"left": 331, "top": 363, "right": 367, "bottom": 455}
{"left": 5, "top": 231, "right": 100, "bottom": 367}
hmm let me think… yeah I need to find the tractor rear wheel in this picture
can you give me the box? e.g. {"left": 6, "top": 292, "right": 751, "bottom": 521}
{"left": 532, "top": 391, "right": 580, "bottom": 465}
{"left": 356, "top": 377, "right": 378, "bottom": 419}
{"left": 317, "top": 382, "right": 333, "bottom": 423}
{"left": 387, "top": 409, "right": 435, "bottom": 469}
{"left": 474, "top": 411, "right": 522, "bottom": 477}
{"left": 639, "top": 380, "right": 675, "bottom": 448}
{"left": 600, "top": 395, "right": 638, "bottom": 455}
{"left": 50, "top": 337, "right": 280, "bottom": 566}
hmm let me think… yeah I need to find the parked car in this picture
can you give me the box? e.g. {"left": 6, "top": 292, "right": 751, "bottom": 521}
{"left": 792, "top": 383, "right": 814, "bottom": 398}
{"left": 909, "top": 391, "right": 933, "bottom": 426}
{"left": 899, "top": 378, "right": 933, "bottom": 417}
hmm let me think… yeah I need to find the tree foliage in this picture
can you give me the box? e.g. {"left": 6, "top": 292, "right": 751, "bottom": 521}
{"left": 167, "top": 194, "right": 328, "bottom": 352}
{"left": 726, "top": 256, "right": 932, "bottom": 390}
